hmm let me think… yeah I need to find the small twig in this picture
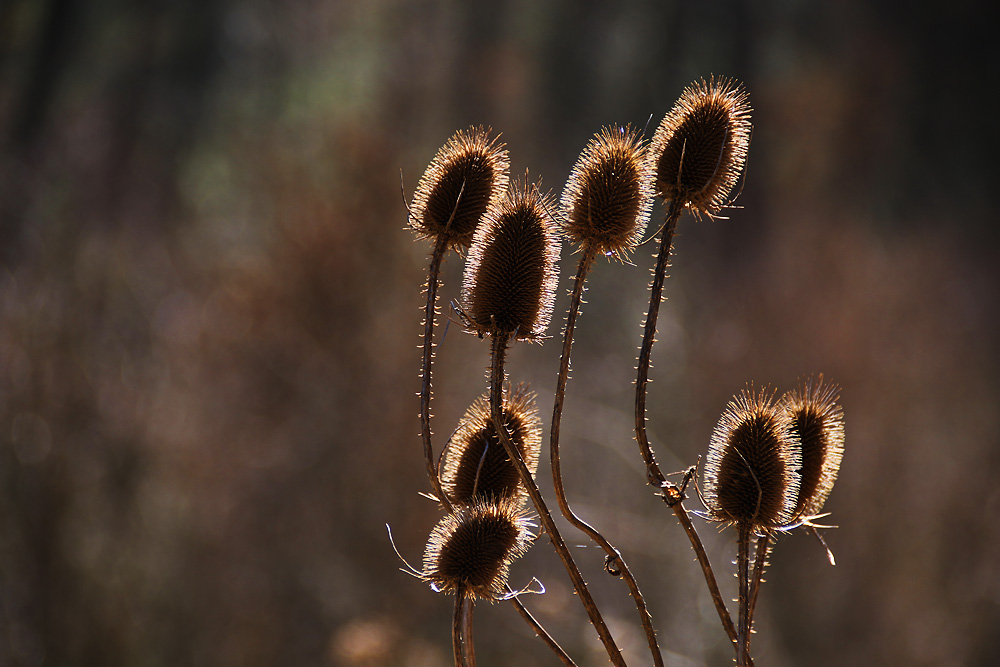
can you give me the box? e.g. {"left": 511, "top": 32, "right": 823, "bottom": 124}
{"left": 550, "top": 250, "right": 665, "bottom": 667}
{"left": 489, "top": 334, "right": 626, "bottom": 667}
{"left": 508, "top": 595, "right": 577, "bottom": 667}
{"left": 421, "top": 235, "right": 453, "bottom": 512}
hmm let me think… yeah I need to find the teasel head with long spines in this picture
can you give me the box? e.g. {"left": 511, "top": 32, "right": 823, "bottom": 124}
{"left": 408, "top": 126, "right": 510, "bottom": 251}
{"left": 648, "top": 76, "right": 752, "bottom": 219}
{"left": 780, "top": 375, "right": 845, "bottom": 523}
{"left": 561, "top": 124, "right": 654, "bottom": 260}
{"left": 421, "top": 498, "right": 534, "bottom": 601}
{"left": 440, "top": 384, "right": 541, "bottom": 507}
{"left": 703, "top": 386, "right": 802, "bottom": 533}
{"left": 460, "top": 178, "right": 561, "bottom": 341}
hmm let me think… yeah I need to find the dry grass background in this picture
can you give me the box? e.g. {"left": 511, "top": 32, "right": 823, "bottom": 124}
{"left": 1, "top": 1, "right": 997, "bottom": 665}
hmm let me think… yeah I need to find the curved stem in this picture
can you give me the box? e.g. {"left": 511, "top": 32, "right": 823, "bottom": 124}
{"left": 508, "top": 595, "right": 577, "bottom": 666}
{"left": 488, "top": 334, "right": 626, "bottom": 667}
{"left": 550, "top": 250, "right": 664, "bottom": 667}
{"left": 634, "top": 200, "right": 683, "bottom": 488}
{"left": 421, "top": 235, "right": 453, "bottom": 511}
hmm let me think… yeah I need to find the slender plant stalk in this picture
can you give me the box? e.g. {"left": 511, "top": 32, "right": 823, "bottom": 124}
{"left": 489, "top": 334, "right": 626, "bottom": 667}
{"left": 421, "top": 235, "right": 453, "bottom": 512}
{"left": 747, "top": 534, "right": 771, "bottom": 635}
{"left": 508, "top": 596, "right": 578, "bottom": 667}
{"left": 550, "top": 250, "right": 664, "bottom": 667}
{"left": 736, "top": 524, "right": 753, "bottom": 667}
{"left": 452, "top": 589, "right": 476, "bottom": 667}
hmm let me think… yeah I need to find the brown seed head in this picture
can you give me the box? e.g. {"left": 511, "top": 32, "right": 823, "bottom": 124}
{"left": 561, "top": 125, "right": 653, "bottom": 259}
{"left": 440, "top": 384, "right": 541, "bottom": 507}
{"left": 648, "top": 77, "right": 751, "bottom": 218}
{"left": 409, "top": 126, "right": 510, "bottom": 251}
{"left": 422, "top": 499, "right": 533, "bottom": 601}
{"left": 460, "top": 178, "right": 561, "bottom": 341}
{"left": 780, "top": 376, "right": 845, "bottom": 521}
{"left": 703, "top": 386, "right": 801, "bottom": 531}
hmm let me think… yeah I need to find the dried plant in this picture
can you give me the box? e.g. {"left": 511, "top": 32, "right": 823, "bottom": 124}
{"left": 401, "top": 77, "right": 845, "bottom": 667}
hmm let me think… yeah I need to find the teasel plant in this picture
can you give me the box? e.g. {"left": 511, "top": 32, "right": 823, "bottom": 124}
{"left": 399, "top": 76, "right": 846, "bottom": 666}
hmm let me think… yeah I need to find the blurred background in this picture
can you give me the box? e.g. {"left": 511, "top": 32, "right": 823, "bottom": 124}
{"left": 1, "top": 1, "right": 997, "bottom": 665}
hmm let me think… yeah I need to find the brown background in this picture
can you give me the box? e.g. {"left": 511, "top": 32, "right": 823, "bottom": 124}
{"left": 2, "top": 1, "right": 997, "bottom": 665}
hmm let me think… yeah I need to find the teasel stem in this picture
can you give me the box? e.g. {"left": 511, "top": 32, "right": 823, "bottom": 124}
{"left": 452, "top": 588, "right": 476, "bottom": 667}
{"left": 551, "top": 250, "right": 664, "bottom": 667}
{"left": 634, "top": 198, "right": 682, "bottom": 488}
{"left": 736, "top": 524, "right": 753, "bottom": 667}
{"left": 488, "top": 333, "right": 626, "bottom": 667}
{"left": 421, "top": 235, "right": 453, "bottom": 512}
{"left": 748, "top": 534, "right": 771, "bottom": 633}
{"left": 508, "top": 595, "right": 577, "bottom": 666}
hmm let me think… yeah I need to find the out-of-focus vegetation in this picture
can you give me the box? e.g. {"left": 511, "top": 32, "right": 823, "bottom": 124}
{"left": 1, "top": 1, "right": 997, "bottom": 665}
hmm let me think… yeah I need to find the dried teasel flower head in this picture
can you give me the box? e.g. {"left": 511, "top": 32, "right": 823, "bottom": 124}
{"left": 408, "top": 126, "right": 510, "bottom": 251}
{"left": 440, "top": 384, "right": 541, "bottom": 507}
{"left": 703, "top": 386, "right": 801, "bottom": 532}
{"left": 648, "top": 77, "right": 751, "bottom": 218}
{"left": 422, "top": 499, "right": 533, "bottom": 601}
{"left": 780, "top": 375, "right": 845, "bottom": 522}
{"left": 561, "top": 124, "right": 653, "bottom": 259}
{"left": 460, "top": 177, "right": 561, "bottom": 341}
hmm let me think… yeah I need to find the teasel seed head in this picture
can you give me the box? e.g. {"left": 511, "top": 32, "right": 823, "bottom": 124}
{"left": 408, "top": 126, "right": 510, "bottom": 251}
{"left": 780, "top": 376, "right": 845, "bottom": 522}
{"left": 703, "top": 386, "right": 801, "bottom": 532}
{"left": 440, "top": 384, "right": 541, "bottom": 507}
{"left": 648, "top": 77, "right": 751, "bottom": 218}
{"left": 422, "top": 499, "right": 533, "bottom": 601}
{"left": 561, "top": 124, "right": 653, "bottom": 259}
{"left": 460, "top": 177, "right": 561, "bottom": 341}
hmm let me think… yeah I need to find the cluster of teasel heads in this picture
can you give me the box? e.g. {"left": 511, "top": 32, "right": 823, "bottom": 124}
{"left": 403, "top": 77, "right": 845, "bottom": 667}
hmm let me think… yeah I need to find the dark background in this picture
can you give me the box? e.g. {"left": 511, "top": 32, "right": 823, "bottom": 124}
{"left": 2, "top": 1, "right": 997, "bottom": 665}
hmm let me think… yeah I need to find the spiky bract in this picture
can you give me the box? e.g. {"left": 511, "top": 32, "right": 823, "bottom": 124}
{"left": 704, "top": 387, "right": 801, "bottom": 532}
{"left": 440, "top": 384, "right": 541, "bottom": 507}
{"left": 781, "top": 376, "right": 845, "bottom": 521}
{"left": 460, "top": 179, "right": 561, "bottom": 341}
{"left": 422, "top": 500, "right": 533, "bottom": 601}
{"left": 648, "top": 77, "right": 751, "bottom": 218}
{"left": 561, "top": 125, "right": 653, "bottom": 259}
{"left": 409, "top": 126, "right": 510, "bottom": 251}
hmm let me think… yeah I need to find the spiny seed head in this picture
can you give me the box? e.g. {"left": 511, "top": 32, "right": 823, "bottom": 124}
{"left": 648, "top": 77, "right": 751, "bottom": 218}
{"left": 561, "top": 125, "right": 653, "bottom": 259}
{"left": 460, "top": 178, "right": 561, "bottom": 341}
{"left": 703, "top": 386, "right": 801, "bottom": 532}
{"left": 780, "top": 376, "right": 845, "bottom": 522}
{"left": 422, "top": 499, "right": 533, "bottom": 601}
{"left": 409, "top": 126, "right": 510, "bottom": 251}
{"left": 440, "top": 384, "right": 541, "bottom": 507}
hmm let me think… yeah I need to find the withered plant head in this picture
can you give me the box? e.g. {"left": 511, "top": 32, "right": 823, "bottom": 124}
{"left": 780, "top": 376, "right": 845, "bottom": 522}
{"left": 440, "top": 384, "right": 541, "bottom": 507}
{"left": 460, "top": 177, "right": 561, "bottom": 341}
{"left": 422, "top": 499, "right": 533, "bottom": 601}
{"left": 561, "top": 124, "right": 653, "bottom": 259}
{"left": 408, "top": 126, "right": 510, "bottom": 251}
{"left": 703, "top": 386, "right": 801, "bottom": 533}
{"left": 648, "top": 77, "right": 751, "bottom": 218}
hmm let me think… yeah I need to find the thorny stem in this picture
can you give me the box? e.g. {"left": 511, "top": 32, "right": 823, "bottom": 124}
{"left": 489, "top": 334, "right": 626, "bottom": 667}
{"left": 634, "top": 199, "right": 682, "bottom": 487}
{"left": 421, "top": 235, "right": 453, "bottom": 512}
{"left": 748, "top": 535, "right": 771, "bottom": 635}
{"left": 508, "top": 595, "right": 577, "bottom": 666}
{"left": 550, "top": 250, "right": 665, "bottom": 667}
{"left": 453, "top": 589, "right": 476, "bottom": 667}
{"left": 737, "top": 524, "right": 753, "bottom": 667}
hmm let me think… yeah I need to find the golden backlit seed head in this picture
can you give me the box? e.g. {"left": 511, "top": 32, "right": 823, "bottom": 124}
{"left": 408, "top": 126, "right": 510, "bottom": 251}
{"left": 561, "top": 125, "right": 653, "bottom": 259}
{"left": 648, "top": 77, "right": 751, "bottom": 218}
{"left": 460, "top": 178, "right": 561, "bottom": 341}
{"left": 780, "top": 376, "right": 845, "bottom": 521}
{"left": 440, "top": 384, "right": 541, "bottom": 507}
{"left": 421, "top": 499, "right": 533, "bottom": 601}
{"left": 703, "top": 386, "right": 801, "bottom": 531}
